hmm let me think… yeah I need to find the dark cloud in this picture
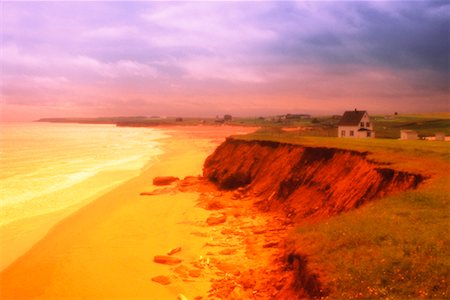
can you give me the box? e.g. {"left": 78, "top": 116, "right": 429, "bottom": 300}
{"left": 1, "top": 1, "right": 448, "bottom": 118}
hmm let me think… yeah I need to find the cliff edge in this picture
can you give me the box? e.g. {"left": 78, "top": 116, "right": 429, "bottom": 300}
{"left": 204, "top": 138, "right": 424, "bottom": 222}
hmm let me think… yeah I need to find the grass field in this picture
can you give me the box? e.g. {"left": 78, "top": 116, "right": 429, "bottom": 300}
{"left": 235, "top": 127, "right": 449, "bottom": 298}
{"left": 38, "top": 113, "right": 450, "bottom": 140}
{"left": 236, "top": 113, "right": 450, "bottom": 139}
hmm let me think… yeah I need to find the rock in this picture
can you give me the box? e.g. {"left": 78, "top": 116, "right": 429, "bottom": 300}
{"left": 179, "top": 176, "right": 199, "bottom": 187}
{"left": 240, "top": 274, "right": 256, "bottom": 290}
{"left": 191, "top": 231, "right": 208, "bottom": 237}
{"left": 263, "top": 242, "right": 279, "bottom": 248}
{"left": 221, "top": 228, "right": 234, "bottom": 235}
{"left": 229, "top": 286, "right": 245, "bottom": 299}
{"left": 189, "top": 269, "right": 202, "bottom": 278}
{"left": 216, "top": 262, "right": 240, "bottom": 276}
{"left": 206, "top": 214, "right": 227, "bottom": 226}
{"left": 173, "top": 265, "right": 190, "bottom": 278}
{"left": 153, "top": 255, "right": 182, "bottom": 265}
{"left": 253, "top": 229, "right": 267, "bottom": 234}
{"left": 192, "top": 261, "right": 204, "bottom": 269}
{"left": 232, "top": 191, "right": 243, "bottom": 199}
{"left": 219, "top": 248, "right": 237, "bottom": 255}
{"left": 152, "top": 275, "right": 171, "bottom": 285}
{"left": 153, "top": 176, "right": 179, "bottom": 186}
{"left": 140, "top": 188, "right": 173, "bottom": 196}
{"left": 206, "top": 199, "right": 225, "bottom": 210}
{"left": 167, "top": 247, "right": 182, "bottom": 256}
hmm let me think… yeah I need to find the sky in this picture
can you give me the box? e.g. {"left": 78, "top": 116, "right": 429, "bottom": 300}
{"left": 1, "top": 1, "right": 448, "bottom": 121}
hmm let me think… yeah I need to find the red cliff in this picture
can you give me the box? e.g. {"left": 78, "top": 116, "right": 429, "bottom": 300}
{"left": 204, "top": 138, "right": 423, "bottom": 222}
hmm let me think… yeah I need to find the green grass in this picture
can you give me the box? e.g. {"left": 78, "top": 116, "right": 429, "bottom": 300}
{"left": 235, "top": 127, "right": 450, "bottom": 298}
{"left": 234, "top": 127, "right": 450, "bottom": 171}
{"left": 230, "top": 113, "right": 450, "bottom": 139}
{"left": 372, "top": 115, "right": 450, "bottom": 139}
{"left": 293, "top": 181, "right": 449, "bottom": 299}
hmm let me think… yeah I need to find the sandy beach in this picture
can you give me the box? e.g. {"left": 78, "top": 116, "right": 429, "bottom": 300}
{"left": 0, "top": 126, "right": 264, "bottom": 299}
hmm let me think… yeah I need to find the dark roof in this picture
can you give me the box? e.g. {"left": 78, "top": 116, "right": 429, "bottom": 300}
{"left": 338, "top": 110, "right": 367, "bottom": 126}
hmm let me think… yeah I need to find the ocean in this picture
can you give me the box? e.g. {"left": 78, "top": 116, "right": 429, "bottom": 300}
{"left": 0, "top": 122, "right": 167, "bottom": 228}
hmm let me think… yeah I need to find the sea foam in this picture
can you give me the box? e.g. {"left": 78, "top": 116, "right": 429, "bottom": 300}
{"left": 0, "top": 122, "right": 167, "bottom": 227}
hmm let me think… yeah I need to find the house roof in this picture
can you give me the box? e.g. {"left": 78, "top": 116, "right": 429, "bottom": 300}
{"left": 338, "top": 110, "right": 367, "bottom": 126}
{"left": 400, "top": 130, "right": 418, "bottom": 134}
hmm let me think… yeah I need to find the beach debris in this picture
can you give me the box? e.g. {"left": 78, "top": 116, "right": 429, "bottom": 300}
{"left": 239, "top": 272, "right": 256, "bottom": 289}
{"left": 172, "top": 265, "right": 190, "bottom": 280}
{"left": 140, "top": 187, "right": 173, "bottom": 196}
{"left": 232, "top": 191, "right": 243, "bottom": 200}
{"left": 219, "top": 248, "right": 237, "bottom": 255}
{"left": 262, "top": 241, "right": 279, "bottom": 248}
{"left": 153, "top": 255, "right": 182, "bottom": 265}
{"left": 167, "top": 246, "right": 182, "bottom": 256}
{"left": 191, "top": 231, "right": 208, "bottom": 237}
{"left": 188, "top": 269, "right": 202, "bottom": 278}
{"left": 206, "top": 213, "right": 227, "bottom": 226}
{"left": 216, "top": 262, "right": 241, "bottom": 276}
{"left": 252, "top": 229, "right": 267, "bottom": 235}
{"left": 177, "top": 294, "right": 189, "bottom": 300}
{"left": 192, "top": 261, "right": 205, "bottom": 269}
{"left": 153, "top": 176, "right": 179, "bottom": 186}
{"left": 230, "top": 286, "right": 245, "bottom": 299}
{"left": 151, "top": 275, "right": 171, "bottom": 285}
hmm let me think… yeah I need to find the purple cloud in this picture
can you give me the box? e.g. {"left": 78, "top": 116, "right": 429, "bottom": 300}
{"left": 1, "top": 1, "right": 448, "bottom": 120}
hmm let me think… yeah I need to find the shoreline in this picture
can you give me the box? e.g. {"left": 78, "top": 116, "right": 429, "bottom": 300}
{"left": 0, "top": 128, "right": 168, "bottom": 271}
{"left": 0, "top": 125, "right": 257, "bottom": 299}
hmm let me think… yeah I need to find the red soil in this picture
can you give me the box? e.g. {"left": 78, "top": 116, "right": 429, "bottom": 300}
{"left": 204, "top": 138, "right": 423, "bottom": 223}
{"left": 201, "top": 138, "right": 424, "bottom": 298}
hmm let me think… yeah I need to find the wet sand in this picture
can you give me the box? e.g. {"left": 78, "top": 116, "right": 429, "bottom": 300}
{"left": 0, "top": 126, "right": 262, "bottom": 299}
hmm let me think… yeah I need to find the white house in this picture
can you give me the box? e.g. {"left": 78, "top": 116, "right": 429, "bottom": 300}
{"left": 435, "top": 132, "right": 446, "bottom": 141}
{"left": 338, "top": 110, "right": 375, "bottom": 138}
{"left": 400, "top": 130, "right": 418, "bottom": 140}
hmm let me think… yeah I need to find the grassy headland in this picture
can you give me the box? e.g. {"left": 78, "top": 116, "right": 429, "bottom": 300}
{"left": 233, "top": 126, "right": 449, "bottom": 298}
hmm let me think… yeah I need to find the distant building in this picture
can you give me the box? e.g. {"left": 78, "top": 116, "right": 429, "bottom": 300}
{"left": 435, "top": 132, "right": 446, "bottom": 141}
{"left": 400, "top": 130, "right": 418, "bottom": 140}
{"left": 338, "top": 110, "right": 375, "bottom": 138}
{"left": 285, "top": 114, "right": 311, "bottom": 120}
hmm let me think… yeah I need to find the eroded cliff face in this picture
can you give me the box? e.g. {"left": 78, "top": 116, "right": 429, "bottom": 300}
{"left": 203, "top": 138, "right": 423, "bottom": 222}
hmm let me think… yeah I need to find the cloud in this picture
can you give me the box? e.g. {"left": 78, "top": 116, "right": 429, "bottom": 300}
{"left": 1, "top": 1, "right": 448, "bottom": 120}
{"left": 82, "top": 25, "right": 138, "bottom": 40}
{"left": 1, "top": 44, "right": 157, "bottom": 79}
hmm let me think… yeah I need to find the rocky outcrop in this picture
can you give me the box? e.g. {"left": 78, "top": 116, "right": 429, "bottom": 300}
{"left": 204, "top": 138, "right": 424, "bottom": 222}
{"left": 153, "top": 255, "right": 182, "bottom": 265}
{"left": 153, "top": 176, "right": 179, "bottom": 186}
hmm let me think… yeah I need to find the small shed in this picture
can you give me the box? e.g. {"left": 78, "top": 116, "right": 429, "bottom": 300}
{"left": 400, "top": 130, "right": 418, "bottom": 140}
{"left": 435, "top": 132, "right": 446, "bottom": 141}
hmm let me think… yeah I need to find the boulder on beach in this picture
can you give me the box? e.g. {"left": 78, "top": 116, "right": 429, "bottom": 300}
{"left": 153, "top": 255, "right": 182, "bottom": 265}
{"left": 167, "top": 247, "right": 182, "bottom": 256}
{"left": 206, "top": 213, "right": 227, "bottom": 226}
{"left": 153, "top": 176, "right": 179, "bottom": 186}
{"left": 140, "top": 188, "right": 173, "bottom": 196}
{"left": 152, "top": 275, "right": 171, "bottom": 285}
{"left": 216, "top": 262, "right": 241, "bottom": 276}
{"left": 188, "top": 269, "right": 202, "bottom": 278}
